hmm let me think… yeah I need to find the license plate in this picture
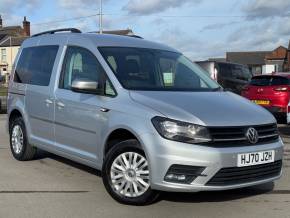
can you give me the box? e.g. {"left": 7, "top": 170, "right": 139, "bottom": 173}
{"left": 252, "top": 100, "right": 270, "bottom": 105}
{"left": 237, "top": 150, "right": 275, "bottom": 167}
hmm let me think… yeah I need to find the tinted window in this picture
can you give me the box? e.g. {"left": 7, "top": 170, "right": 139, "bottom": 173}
{"left": 218, "top": 63, "right": 231, "bottom": 77}
{"left": 250, "top": 76, "right": 289, "bottom": 86}
{"left": 231, "top": 65, "right": 251, "bottom": 81}
{"left": 14, "top": 46, "right": 58, "bottom": 86}
{"left": 60, "top": 46, "right": 116, "bottom": 96}
{"left": 99, "top": 47, "right": 219, "bottom": 91}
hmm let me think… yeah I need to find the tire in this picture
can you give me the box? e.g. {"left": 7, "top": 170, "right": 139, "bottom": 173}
{"left": 9, "top": 116, "right": 37, "bottom": 161}
{"left": 102, "top": 139, "right": 159, "bottom": 205}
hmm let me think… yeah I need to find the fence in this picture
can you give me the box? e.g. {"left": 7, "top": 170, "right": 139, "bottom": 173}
{"left": 0, "top": 83, "right": 8, "bottom": 113}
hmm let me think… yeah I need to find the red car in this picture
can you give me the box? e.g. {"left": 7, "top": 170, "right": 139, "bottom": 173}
{"left": 241, "top": 73, "right": 290, "bottom": 121}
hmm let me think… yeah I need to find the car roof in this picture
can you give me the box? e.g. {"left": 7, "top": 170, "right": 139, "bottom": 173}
{"left": 253, "top": 73, "right": 290, "bottom": 79}
{"left": 22, "top": 33, "right": 180, "bottom": 53}
{"left": 196, "top": 60, "right": 247, "bottom": 67}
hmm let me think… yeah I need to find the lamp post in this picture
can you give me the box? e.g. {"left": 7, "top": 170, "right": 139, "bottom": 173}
{"left": 99, "top": 0, "right": 103, "bottom": 34}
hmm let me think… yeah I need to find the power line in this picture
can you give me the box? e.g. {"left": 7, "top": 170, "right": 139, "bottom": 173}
{"left": 31, "top": 13, "right": 261, "bottom": 26}
{"left": 32, "top": 14, "right": 99, "bottom": 26}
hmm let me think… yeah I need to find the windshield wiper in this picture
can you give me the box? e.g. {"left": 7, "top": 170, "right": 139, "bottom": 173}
{"left": 212, "top": 87, "right": 223, "bottom": 92}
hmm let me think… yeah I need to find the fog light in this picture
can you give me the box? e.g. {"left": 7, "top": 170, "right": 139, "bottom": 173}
{"left": 164, "top": 165, "right": 206, "bottom": 184}
{"left": 165, "top": 174, "right": 186, "bottom": 181}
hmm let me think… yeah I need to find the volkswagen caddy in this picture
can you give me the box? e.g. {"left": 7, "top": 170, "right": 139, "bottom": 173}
{"left": 7, "top": 28, "right": 283, "bottom": 205}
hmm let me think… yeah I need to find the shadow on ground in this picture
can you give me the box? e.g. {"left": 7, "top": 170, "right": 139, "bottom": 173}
{"left": 36, "top": 150, "right": 101, "bottom": 177}
{"left": 159, "top": 182, "right": 276, "bottom": 203}
{"left": 279, "top": 125, "right": 290, "bottom": 138}
{"left": 35, "top": 150, "right": 282, "bottom": 204}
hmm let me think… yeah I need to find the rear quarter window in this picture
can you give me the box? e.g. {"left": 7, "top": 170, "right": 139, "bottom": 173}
{"left": 250, "top": 76, "right": 289, "bottom": 86}
{"left": 14, "top": 45, "right": 59, "bottom": 86}
{"left": 217, "top": 63, "right": 232, "bottom": 77}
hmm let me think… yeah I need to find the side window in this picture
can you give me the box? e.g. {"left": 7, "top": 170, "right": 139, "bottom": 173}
{"left": 14, "top": 46, "right": 59, "bottom": 86}
{"left": 61, "top": 46, "right": 102, "bottom": 90}
{"left": 218, "top": 63, "right": 231, "bottom": 78}
{"left": 60, "top": 46, "right": 116, "bottom": 96}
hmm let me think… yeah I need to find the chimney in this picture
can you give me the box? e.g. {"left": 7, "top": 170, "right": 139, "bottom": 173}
{"left": 22, "top": 16, "right": 30, "bottom": 36}
{"left": 0, "top": 15, "right": 2, "bottom": 29}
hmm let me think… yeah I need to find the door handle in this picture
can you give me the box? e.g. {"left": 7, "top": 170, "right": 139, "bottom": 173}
{"left": 45, "top": 99, "right": 53, "bottom": 104}
{"left": 57, "top": 102, "right": 65, "bottom": 108}
{"left": 100, "top": 107, "right": 110, "bottom": 112}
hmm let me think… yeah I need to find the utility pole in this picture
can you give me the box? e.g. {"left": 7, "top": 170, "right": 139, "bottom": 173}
{"left": 99, "top": 0, "right": 103, "bottom": 34}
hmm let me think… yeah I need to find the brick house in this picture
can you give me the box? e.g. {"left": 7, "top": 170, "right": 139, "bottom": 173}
{"left": 285, "top": 41, "right": 290, "bottom": 72}
{"left": 0, "top": 15, "right": 30, "bottom": 77}
{"left": 265, "top": 46, "right": 288, "bottom": 72}
{"left": 227, "top": 45, "right": 289, "bottom": 75}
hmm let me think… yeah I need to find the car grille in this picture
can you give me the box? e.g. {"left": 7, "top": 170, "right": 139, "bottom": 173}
{"left": 206, "top": 160, "right": 282, "bottom": 186}
{"left": 205, "top": 123, "right": 279, "bottom": 147}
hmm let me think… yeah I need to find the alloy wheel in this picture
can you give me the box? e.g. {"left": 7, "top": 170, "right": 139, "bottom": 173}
{"left": 110, "top": 152, "right": 150, "bottom": 198}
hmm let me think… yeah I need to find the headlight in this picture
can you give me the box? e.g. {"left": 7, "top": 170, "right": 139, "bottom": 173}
{"left": 151, "top": 116, "right": 211, "bottom": 144}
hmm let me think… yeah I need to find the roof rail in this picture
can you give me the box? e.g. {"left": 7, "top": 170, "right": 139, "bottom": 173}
{"left": 32, "top": 28, "right": 81, "bottom": 37}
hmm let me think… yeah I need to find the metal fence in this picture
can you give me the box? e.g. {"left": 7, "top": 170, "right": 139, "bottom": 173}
{"left": 0, "top": 83, "right": 8, "bottom": 113}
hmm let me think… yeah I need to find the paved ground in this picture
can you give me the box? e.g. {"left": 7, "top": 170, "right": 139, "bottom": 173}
{"left": 1, "top": 114, "right": 290, "bottom": 218}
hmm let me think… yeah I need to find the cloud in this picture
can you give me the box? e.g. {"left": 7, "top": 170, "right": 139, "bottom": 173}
{"left": 226, "top": 17, "right": 290, "bottom": 52}
{"left": 58, "top": 0, "right": 99, "bottom": 9}
{"left": 123, "top": 0, "right": 201, "bottom": 15}
{"left": 0, "top": 0, "right": 40, "bottom": 13}
{"left": 242, "top": 0, "right": 290, "bottom": 19}
{"left": 201, "top": 21, "right": 240, "bottom": 32}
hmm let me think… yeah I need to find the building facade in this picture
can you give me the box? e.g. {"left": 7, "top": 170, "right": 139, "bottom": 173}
{"left": 226, "top": 46, "right": 289, "bottom": 75}
{"left": 0, "top": 15, "right": 30, "bottom": 79}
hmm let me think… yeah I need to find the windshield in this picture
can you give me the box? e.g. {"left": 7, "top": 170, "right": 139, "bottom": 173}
{"left": 250, "top": 76, "right": 289, "bottom": 86}
{"left": 99, "top": 47, "right": 220, "bottom": 91}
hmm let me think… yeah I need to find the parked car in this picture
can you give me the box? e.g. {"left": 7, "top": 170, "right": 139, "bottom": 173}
{"left": 241, "top": 73, "right": 290, "bottom": 122}
{"left": 7, "top": 28, "right": 283, "bottom": 205}
{"left": 196, "top": 61, "right": 252, "bottom": 94}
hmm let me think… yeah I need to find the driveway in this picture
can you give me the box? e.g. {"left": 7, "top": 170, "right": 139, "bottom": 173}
{"left": 0, "top": 114, "right": 290, "bottom": 218}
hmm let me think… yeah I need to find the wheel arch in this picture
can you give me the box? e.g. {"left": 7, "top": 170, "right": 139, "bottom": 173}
{"left": 8, "top": 108, "right": 24, "bottom": 131}
{"left": 103, "top": 127, "right": 147, "bottom": 159}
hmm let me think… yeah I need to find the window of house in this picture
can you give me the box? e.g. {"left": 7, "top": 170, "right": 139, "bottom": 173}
{"left": 1, "top": 48, "right": 6, "bottom": 62}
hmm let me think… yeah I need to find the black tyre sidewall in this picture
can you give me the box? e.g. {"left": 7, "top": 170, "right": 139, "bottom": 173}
{"left": 102, "top": 139, "right": 158, "bottom": 205}
{"left": 9, "top": 117, "right": 29, "bottom": 160}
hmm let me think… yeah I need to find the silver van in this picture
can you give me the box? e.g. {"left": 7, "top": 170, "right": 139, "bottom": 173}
{"left": 7, "top": 28, "right": 283, "bottom": 205}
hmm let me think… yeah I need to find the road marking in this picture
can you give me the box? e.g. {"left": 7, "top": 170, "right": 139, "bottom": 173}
{"left": 0, "top": 191, "right": 89, "bottom": 194}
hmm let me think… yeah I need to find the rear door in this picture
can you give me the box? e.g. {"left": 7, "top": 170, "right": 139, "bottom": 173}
{"left": 14, "top": 45, "right": 59, "bottom": 147}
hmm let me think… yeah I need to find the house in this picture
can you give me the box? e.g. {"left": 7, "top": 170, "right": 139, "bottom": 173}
{"left": 226, "top": 50, "right": 271, "bottom": 75}
{"left": 226, "top": 46, "right": 289, "bottom": 75}
{"left": 265, "top": 46, "right": 288, "bottom": 72}
{"left": 285, "top": 41, "right": 290, "bottom": 72}
{"left": 0, "top": 15, "right": 30, "bottom": 77}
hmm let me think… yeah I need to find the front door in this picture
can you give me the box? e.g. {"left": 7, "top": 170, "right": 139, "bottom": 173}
{"left": 54, "top": 46, "right": 108, "bottom": 162}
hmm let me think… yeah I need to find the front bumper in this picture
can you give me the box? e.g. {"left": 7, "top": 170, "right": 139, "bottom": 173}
{"left": 141, "top": 133, "right": 284, "bottom": 192}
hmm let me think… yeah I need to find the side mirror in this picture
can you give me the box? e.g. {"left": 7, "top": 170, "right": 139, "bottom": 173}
{"left": 71, "top": 78, "right": 100, "bottom": 94}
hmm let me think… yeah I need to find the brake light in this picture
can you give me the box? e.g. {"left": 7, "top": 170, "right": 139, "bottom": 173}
{"left": 274, "top": 87, "right": 288, "bottom": 92}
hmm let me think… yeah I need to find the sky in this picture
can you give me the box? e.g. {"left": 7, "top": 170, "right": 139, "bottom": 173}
{"left": 0, "top": 0, "right": 290, "bottom": 61}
